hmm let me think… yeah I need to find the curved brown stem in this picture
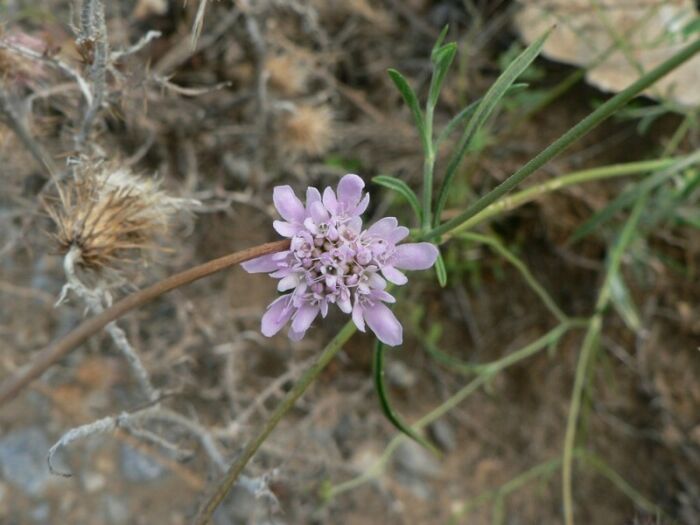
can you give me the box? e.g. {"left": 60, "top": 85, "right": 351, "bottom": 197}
{"left": 0, "top": 239, "right": 290, "bottom": 407}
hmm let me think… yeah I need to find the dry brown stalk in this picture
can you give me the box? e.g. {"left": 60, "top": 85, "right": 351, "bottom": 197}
{"left": 0, "top": 239, "right": 290, "bottom": 407}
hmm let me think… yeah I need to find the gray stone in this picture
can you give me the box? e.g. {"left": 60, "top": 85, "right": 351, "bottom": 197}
{"left": 103, "top": 495, "right": 130, "bottom": 525}
{"left": 429, "top": 420, "right": 457, "bottom": 452}
{"left": 0, "top": 427, "right": 51, "bottom": 497}
{"left": 213, "top": 485, "right": 258, "bottom": 525}
{"left": 30, "top": 502, "right": 50, "bottom": 524}
{"left": 386, "top": 361, "right": 417, "bottom": 389}
{"left": 119, "top": 443, "right": 167, "bottom": 482}
{"left": 394, "top": 441, "right": 441, "bottom": 479}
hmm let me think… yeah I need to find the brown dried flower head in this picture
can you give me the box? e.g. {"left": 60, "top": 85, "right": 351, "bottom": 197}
{"left": 265, "top": 53, "right": 310, "bottom": 97}
{"left": 277, "top": 104, "right": 333, "bottom": 158}
{"left": 46, "top": 161, "right": 196, "bottom": 275}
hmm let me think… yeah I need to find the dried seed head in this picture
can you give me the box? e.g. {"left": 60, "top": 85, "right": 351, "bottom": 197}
{"left": 45, "top": 161, "right": 197, "bottom": 275}
{"left": 276, "top": 104, "right": 333, "bottom": 158}
{"left": 265, "top": 54, "right": 309, "bottom": 97}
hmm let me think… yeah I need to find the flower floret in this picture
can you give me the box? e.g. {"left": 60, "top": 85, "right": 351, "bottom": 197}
{"left": 243, "top": 174, "right": 439, "bottom": 346}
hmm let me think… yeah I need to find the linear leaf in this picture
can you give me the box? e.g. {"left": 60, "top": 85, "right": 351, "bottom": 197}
{"left": 570, "top": 151, "right": 700, "bottom": 243}
{"left": 433, "top": 29, "right": 551, "bottom": 225}
{"left": 436, "top": 83, "right": 528, "bottom": 147}
{"left": 609, "top": 273, "right": 642, "bottom": 332}
{"left": 431, "top": 25, "right": 450, "bottom": 62}
{"left": 373, "top": 340, "right": 441, "bottom": 456}
{"left": 434, "top": 250, "right": 447, "bottom": 287}
{"left": 387, "top": 68, "right": 426, "bottom": 147}
{"left": 373, "top": 175, "right": 422, "bottom": 222}
{"left": 428, "top": 43, "right": 457, "bottom": 111}
{"left": 426, "top": 37, "right": 700, "bottom": 240}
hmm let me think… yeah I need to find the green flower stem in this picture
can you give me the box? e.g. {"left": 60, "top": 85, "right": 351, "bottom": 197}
{"left": 561, "top": 193, "right": 647, "bottom": 525}
{"left": 448, "top": 449, "right": 667, "bottom": 524}
{"left": 450, "top": 456, "right": 563, "bottom": 522}
{"left": 422, "top": 108, "right": 435, "bottom": 231}
{"left": 424, "top": 37, "right": 700, "bottom": 241}
{"left": 458, "top": 232, "right": 568, "bottom": 323}
{"left": 445, "top": 158, "right": 679, "bottom": 234}
{"left": 194, "top": 320, "right": 357, "bottom": 525}
{"left": 328, "top": 321, "right": 583, "bottom": 498}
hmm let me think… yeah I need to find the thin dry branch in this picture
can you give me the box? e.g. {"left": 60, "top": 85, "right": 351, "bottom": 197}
{"left": 0, "top": 239, "right": 290, "bottom": 406}
{"left": 0, "top": 86, "right": 60, "bottom": 180}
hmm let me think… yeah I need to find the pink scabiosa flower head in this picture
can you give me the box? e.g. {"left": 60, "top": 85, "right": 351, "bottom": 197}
{"left": 243, "top": 174, "right": 439, "bottom": 346}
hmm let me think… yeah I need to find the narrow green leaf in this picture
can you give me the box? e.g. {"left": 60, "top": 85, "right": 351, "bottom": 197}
{"left": 433, "top": 29, "right": 551, "bottom": 225}
{"left": 428, "top": 43, "right": 457, "bottom": 111}
{"left": 425, "top": 37, "right": 700, "bottom": 241}
{"left": 682, "top": 17, "right": 700, "bottom": 37}
{"left": 387, "top": 68, "right": 426, "bottom": 146}
{"left": 373, "top": 340, "right": 442, "bottom": 456}
{"left": 431, "top": 25, "right": 450, "bottom": 62}
{"left": 436, "top": 83, "right": 528, "bottom": 147}
{"left": 373, "top": 175, "right": 422, "bottom": 222}
{"left": 434, "top": 251, "right": 447, "bottom": 287}
{"left": 609, "top": 273, "right": 642, "bottom": 332}
{"left": 570, "top": 151, "right": 700, "bottom": 243}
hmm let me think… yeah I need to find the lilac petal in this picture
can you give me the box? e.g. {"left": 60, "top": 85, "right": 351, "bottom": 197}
{"left": 306, "top": 187, "right": 321, "bottom": 207}
{"left": 273, "top": 186, "right": 305, "bottom": 222}
{"left": 309, "top": 201, "right": 330, "bottom": 224}
{"left": 292, "top": 304, "right": 320, "bottom": 333}
{"left": 288, "top": 328, "right": 306, "bottom": 341}
{"left": 352, "top": 301, "right": 366, "bottom": 332}
{"left": 353, "top": 193, "right": 370, "bottom": 216}
{"left": 381, "top": 265, "right": 408, "bottom": 285}
{"left": 241, "top": 252, "right": 288, "bottom": 273}
{"left": 270, "top": 268, "right": 292, "bottom": 279}
{"left": 337, "top": 174, "right": 365, "bottom": 207}
{"left": 387, "top": 226, "right": 410, "bottom": 244}
{"left": 393, "top": 242, "right": 439, "bottom": 270}
{"left": 347, "top": 217, "right": 363, "bottom": 233}
{"left": 322, "top": 187, "right": 338, "bottom": 214}
{"left": 375, "top": 290, "right": 396, "bottom": 303}
{"left": 368, "top": 272, "right": 387, "bottom": 290}
{"left": 273, "top": 220, "right": 299, "bottom": 237}
{"left": 277, "top": 274, "right": 299, "bottom": 292}
{"left": 364, "top": 302, "right": 403, "bottom": 346}
{"left": 338, "top": 295, "right": 352, "bottom": 314}
{"left": 261, "top": 295, "right": 294, "bottom": 337}
{"left": 367, "top": 217, "right": 398, "bottom": 237}
{"left": 303, "top": 217, "right": 318, "bottom": 234}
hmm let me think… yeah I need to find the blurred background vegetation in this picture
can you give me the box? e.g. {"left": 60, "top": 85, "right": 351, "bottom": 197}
{"left": 0, "top": 1, "right": 699, "bottom": 523}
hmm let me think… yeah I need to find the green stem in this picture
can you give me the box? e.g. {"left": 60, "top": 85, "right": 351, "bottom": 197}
{"left": 458, "top": 232, "right": 568, "bottom": 322}
{"left": 663, "top": 111, "right": 694, "bottom": 156}
{"left": 194, "top": 321, "right": 357, "bottom": 524}
{"left": 449, "top": 449, "right": 668, "bottom": 524}
{"left": 328, "top": 321, "right": 582, "bottom": 498}
{"left": 424, "top": 37, "right": 700, "bottom": 240}
{"left": 450, "top": 456, "right": 563, "bottom": 523}
{"left": 580, "top": 451, "right": 670, "bottom": 520}
{"left": 446, "top": 158, "right": 678, "bottom": 234}
{"left": 561, "top": 194, "right": 647, "bottom": 525}
{"left": 422, "top": 106, "right": 435, "bottom": 231}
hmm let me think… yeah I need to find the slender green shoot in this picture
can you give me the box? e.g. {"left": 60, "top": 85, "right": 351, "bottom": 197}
{"left": 425, "top": 36, "right": 700, "bottom": 240}
{"left": 433, "top": 30, "right": 551, "bottom": 226}
{"left": 373, "top": 340, "right": 441, "bottom": 456}
{"left": 562, "top": 193, "right": 648, "bottom": 525}
{"left": 442, "top": 158, "right": 680, "bottom": 234}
